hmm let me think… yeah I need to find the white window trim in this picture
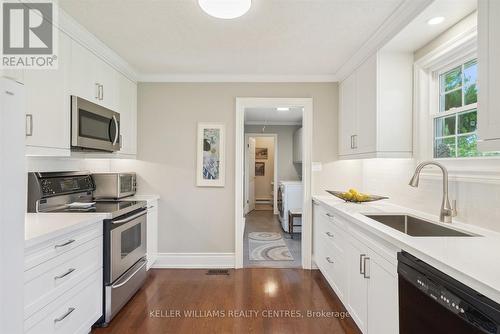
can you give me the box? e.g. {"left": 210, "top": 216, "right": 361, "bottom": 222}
{"left": 414, "top": 25, "right": 500, "bottom": 184}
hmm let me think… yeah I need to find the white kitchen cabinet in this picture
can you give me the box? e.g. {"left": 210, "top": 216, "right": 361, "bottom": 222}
{"left": 477, "top": 0, "right": 500, "bottom": 152}
{"left": 118, "top": 74, "right": 138, "bottom": 155}
{"left": 24, "top": 31, "right": 71, "bottom": 156}
{"left": 70, "top": 40, "right": 118, "bottom": 111}
{"left": 146, "top": 200, "right": 159, "bottom": 270}
{"left": 338, "top": 51, "right": 413, "bottom": 159}
{"left": 312, "top": 202, "right": 399, "bottom": 334}
{"left": 293, "top": 127, "right": 303, "bottom": 163}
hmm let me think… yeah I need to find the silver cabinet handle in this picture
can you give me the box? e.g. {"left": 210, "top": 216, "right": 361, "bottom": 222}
{"left": 54, "top": 239, "right": 75, "bottom": 249}
{"left": 5, "top": 90, "right": 14, "bottom": 96}
{"left": 26, "top": 114, "right": 33, "bottom": 136}
{"left": 54, "top": 268, "right": 76, "bottom": 280}
{"left": 95, "top": 83, "right": 100, "bottom": 99}
{"left": 112, "top": 115, "right": 119, "bottom": 145}
{"left": 326, "top": 257, "right": 334, "bottom": 264}
{"left": 325, "top": 213, "right": 334, "bottom": 219}
{"left": 148, "top": 206, "right": 155, "bottom": 209}
{"left": 350, "top": 135, "right": 354, "bottom": 149}
{"left": 325, "top": 232, "right": 334, "bottom": 238}
{"left": 99, "top": 84, "right": 104, "bottom": 100}
{"left": 359, "top": 254, "right": 366, "bottom": 274}
{"left": 54, "top": 307, "right": 75, "bottom": 323}
{"left": 363, "top": 257, "right": 370, "bottom": 279}
{"left": 353, "top": 135, "right": 358, "bottom": 149}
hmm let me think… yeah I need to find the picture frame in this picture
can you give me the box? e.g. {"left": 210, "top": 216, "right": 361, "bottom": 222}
{"left": 255, "top": 147, "right": 268, "bottom": 160}
{"left": 196, "top": 122, "right": 225, "bottom": 187}
{"left": 255, "top": 162, "right": 265, "bottom": 176}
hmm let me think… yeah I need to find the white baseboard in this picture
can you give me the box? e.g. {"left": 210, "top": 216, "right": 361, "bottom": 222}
{"left": 152, "top": 253, "right": 235, "bottom": 269}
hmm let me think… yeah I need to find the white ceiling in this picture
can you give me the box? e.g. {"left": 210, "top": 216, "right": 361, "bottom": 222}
{"left": 245, "top": 107, "right": 303, "bottom": 125}
{"left": 58, "top": 0, "right": 405, "bottom": 79}
{"left": 383, "top": 0, "right": 477, "bottom": 52}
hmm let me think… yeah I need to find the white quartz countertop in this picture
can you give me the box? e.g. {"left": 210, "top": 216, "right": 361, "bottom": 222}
{"left": 126, "top": 194, "right": 160, "bottom": 202}
{"left": 313, "top": 194, "right": 500, "bottom": 304}
{"left": 25, "top": 212, "right": 109, "bottom": 249}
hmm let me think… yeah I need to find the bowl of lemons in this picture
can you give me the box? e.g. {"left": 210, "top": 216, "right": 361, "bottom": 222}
{"left": 326, "top": 189, "right": 388, "bottom": 203}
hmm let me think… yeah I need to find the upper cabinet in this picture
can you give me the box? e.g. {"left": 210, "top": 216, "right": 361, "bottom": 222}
{"left": 293, "top": 127, "right": 303, "bottom": 163}
{"left": 118, "top": 75, "right": 138, "bottom": 156}
{"left": 24, "top": 31, "right": 71, "bottom": 156}
{"left": 477, "top": 0, "right": 500, "bottom": 152}
{"left": 338, "top": 52, "right": 413, "bottom": 159}
{"left": 70, "top": 40, "right": 119, "bottom": 111}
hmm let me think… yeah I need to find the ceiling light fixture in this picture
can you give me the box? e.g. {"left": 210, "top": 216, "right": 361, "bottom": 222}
{"left": 427, "top": 16, "right": 445, "bottom": 25}
{"left": 276, "top": 107, "right": 290, "bottom": 112}
{"left": 198, "top": 0, "right": 251, "bottom": 19}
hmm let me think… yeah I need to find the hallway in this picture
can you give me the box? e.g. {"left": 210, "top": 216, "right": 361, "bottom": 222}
{"left": 244, "top": 210, "right": 301, "bottom": 268}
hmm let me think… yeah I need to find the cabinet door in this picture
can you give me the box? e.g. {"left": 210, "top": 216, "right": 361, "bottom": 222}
{"left": 339, "top": 73, "right": 357, "bottom": 156}
{"left": 24, "top": 31, "right": 71, "bottom": 155}
{"left": 355, "top": 54, "right": 377, "bottom": 154}
{"left": 367, "top": 259, "right": 399, "bottom": 334}
{"left": 346, "top": 239, "right": 368, "bottom": 332}
{"left": 478, "top": 0, "right": 500, "bottom": 150}
{"left": 70, "top": 40, "right": 98, "bottom": 103}
{"left": 95, "top": 58, "right": 118, "bottom": 110}
{"left": 118, "top": 75, "right": 137, "bottom": 155}
{"left": 146, "top": 203, "right": 158, "bottom": 270}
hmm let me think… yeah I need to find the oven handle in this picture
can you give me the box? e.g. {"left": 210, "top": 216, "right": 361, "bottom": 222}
{"left": 111, "top": 259, "right": 147, "bottom": 289}
{"left": 112, "top": 210, "right": 147, "bottom": 225}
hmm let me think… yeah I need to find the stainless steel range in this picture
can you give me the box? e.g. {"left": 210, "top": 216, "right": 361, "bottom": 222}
{"left": 27, "top": 171, "right": 148, "bottom": 327}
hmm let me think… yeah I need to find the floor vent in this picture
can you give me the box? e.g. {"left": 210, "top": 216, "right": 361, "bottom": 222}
{"left": 206, "top": 269, "right": 230, "bottom": 275}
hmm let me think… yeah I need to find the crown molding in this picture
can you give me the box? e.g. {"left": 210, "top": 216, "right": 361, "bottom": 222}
{"left": 334, "top": 0, "right": 433, "bottom": 82}
{"left": 245, "top": 121, "right": 302, "bottom": 126}
{"left": 57, "top": 7, "right": 139, "bottom": 82}
{"left": 138, "top": 73, "right": 337, "bottom": 83}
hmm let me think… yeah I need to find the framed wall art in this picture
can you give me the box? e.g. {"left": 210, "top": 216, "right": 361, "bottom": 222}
{"left": 196, "top": 122, "right": 225, "bottom": 187}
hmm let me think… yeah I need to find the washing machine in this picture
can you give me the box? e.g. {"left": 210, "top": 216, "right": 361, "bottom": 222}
{"left": 277, "top": 181, "right": 303, "bottom": 233}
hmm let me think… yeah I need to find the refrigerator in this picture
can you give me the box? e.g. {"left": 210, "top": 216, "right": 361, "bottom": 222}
{"left": 0, "top": 77, "right": 26, "bottom": 334}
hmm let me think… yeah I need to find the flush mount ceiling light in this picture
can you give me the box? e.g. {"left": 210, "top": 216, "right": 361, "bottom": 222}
{"left": 198, "top": 0, "right": 251, "bottom": 19}
{"left": 427, "top": 16, "right": 445, "bottom": 25}
{"left": 276, "top": 107, "right": 290, "bottom": 111}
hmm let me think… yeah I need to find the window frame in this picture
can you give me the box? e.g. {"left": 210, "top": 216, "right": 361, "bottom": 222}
{"left": 432, "top": 55, "right": 479, "bottom": 159}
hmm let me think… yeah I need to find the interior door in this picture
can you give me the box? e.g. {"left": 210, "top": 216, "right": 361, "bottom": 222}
{"left": 248, "top": 137, "right": 256, "bottom": 212}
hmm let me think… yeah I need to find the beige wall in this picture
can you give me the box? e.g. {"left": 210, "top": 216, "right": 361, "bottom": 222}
{"left": 245, "top": 125, "right": 302, "bottom": 182}
{"left": 112, "top": 82, "right": 341, "bottom": 253}
{"left": 253, "top": 137, "right": 275, "bottom": 200}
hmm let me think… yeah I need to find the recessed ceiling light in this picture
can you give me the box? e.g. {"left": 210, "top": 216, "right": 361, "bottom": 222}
{"left": 198, "top": 0, "right": 251, "bottom": 19}
{"left": 276, "top": 107, "right": 290, "bottom": 112}
{"left": 427, "top": 16, "right": 445, "bottom": 25}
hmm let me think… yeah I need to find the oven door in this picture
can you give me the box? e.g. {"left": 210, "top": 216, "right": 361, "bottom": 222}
{"left": 110, "top": 210, "right": 147, "bottom": 282}
{"left": 71, "top": 95, "right": 121, "bottom": 152}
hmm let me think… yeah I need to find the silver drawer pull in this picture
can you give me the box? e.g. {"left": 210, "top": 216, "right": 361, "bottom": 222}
{"left": 359, "top": 254, "right": 366, "bottom": 274}
{"left": 148, "top": 206, "right": 155, "bottom": 209}
{"left": 54, "top": 268, "right": 76, "bottom": 280}
{"left": 326, "top": 257, "right": 334, "bottom": 264}
{"left": 54, "top": 307, "right": 75, "bottom": 323}
{"left": 325, "top": 213, "right": 334, "bottom": 219}
{"left": 363, "top": 257, "right": 370, "bottom": 279}
{"left": 325, "top": 232, "right": 334, "bottom": 238}
{"left": 54, "top": 239, "right": 75, "bottom": 249}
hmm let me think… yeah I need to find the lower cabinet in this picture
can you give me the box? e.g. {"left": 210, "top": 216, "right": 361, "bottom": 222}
{"left": 24, "top": 223, "right": 103, "bottom": 334}
{"left": 313, "top": 202, "right": 399, "bottom": 334}
{"left": 146, "top": 199, "right": 159, "bottom": 270}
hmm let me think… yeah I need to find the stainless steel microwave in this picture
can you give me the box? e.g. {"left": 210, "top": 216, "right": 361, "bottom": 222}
{"left": 92, "top": 172, "right": 136, "bottom": 199}
{"left": 71, "top": 95, "right": 121, "bottom": 152}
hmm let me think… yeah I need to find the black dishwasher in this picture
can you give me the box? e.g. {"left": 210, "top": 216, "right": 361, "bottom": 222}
{"left": 398, "top": 251, "right": 500, "bottom": 334}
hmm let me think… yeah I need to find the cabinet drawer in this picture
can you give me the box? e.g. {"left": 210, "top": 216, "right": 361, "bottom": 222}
{"left": 316, "top": 238, "right": 348, "bottom": 301}
{"left": 25, "top": 268, "right": 102, "bottom": 334}
{"left": 315, "top": 210, "right": 347, "bottom": 253}
{"left": 25, "top": 223, "right": 102, "bottom": 270}
{"left": 24, "top": 237, "right": 102, "bottom": 318}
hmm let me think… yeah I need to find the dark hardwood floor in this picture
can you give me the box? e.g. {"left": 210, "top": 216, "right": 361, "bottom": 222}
{"left": 92, "top": 268, "right": 361, "bottom": 334}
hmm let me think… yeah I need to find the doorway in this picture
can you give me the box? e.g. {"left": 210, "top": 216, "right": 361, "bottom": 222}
{"left": 235, "top": 98, "right": 313, "bottom": 269}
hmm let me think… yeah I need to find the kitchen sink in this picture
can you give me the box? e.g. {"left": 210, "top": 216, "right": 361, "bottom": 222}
{"left": 363, "top": 214, "right": 476, "bottom": 237}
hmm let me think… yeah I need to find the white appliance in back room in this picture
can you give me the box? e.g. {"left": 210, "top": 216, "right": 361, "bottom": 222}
{"left": 278, "top": 181, "right": 303, "bottom": 234}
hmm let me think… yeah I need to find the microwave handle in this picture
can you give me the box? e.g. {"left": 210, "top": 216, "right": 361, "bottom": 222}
{"left": 112, "top": 115, "right": 119, "bottom": 145}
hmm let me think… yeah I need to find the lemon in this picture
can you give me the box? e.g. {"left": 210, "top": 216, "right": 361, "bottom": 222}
{"left": 348, "top": 188, "right": 358, "bottom": 195}
{"left": 342, "top": 192, "right": 353, "bottom": 200}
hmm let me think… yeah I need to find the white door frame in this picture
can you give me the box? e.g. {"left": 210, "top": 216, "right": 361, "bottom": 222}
{"left": 235, "top": 97, "right": 313, "bottom": 269}
{"left": 245, "top": 133, "right": 279, "bottom": 215}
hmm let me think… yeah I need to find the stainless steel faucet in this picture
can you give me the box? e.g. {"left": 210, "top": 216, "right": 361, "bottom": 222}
{"left": 409, "top": 161, "right": 457, "bottom": 223}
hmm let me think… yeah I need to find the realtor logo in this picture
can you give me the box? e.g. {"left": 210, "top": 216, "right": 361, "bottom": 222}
{"left": 1, "top": 1, "right": 58, "bottom": 69}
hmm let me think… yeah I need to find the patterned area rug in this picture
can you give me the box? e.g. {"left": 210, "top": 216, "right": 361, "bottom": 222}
{"left": 248, "top": 232, "right": 294, "bottom": 261}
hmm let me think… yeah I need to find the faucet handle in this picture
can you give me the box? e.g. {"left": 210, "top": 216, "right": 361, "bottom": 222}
{"left": 451, "top": 199, "right": 458, "bottom": 217}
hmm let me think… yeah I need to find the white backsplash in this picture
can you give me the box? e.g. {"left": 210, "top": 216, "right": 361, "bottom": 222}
{"left": 26, "top": 157, "right": 111, "bottom": 173}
